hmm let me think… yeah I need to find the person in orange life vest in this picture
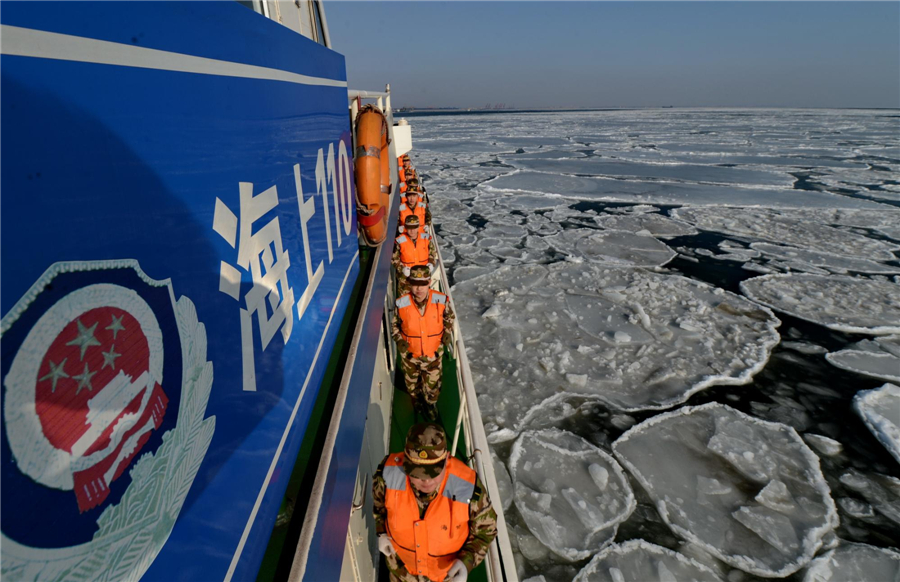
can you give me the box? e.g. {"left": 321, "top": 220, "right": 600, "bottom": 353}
{"left": 399, "top": 154, "right": 413, "bottom": 180}
{"left": 391, "top": 265, "right": 453, "bottom": 420}
{"left": 398, "top": 189, "right": 431, "bottom": 234}
{"left": 399, "top": 156, "right": 418, "bottom": 194}
{"left": 372, "top": 423, "right": 497, "bottom": 582}
{"left": 392, "top": 215, "right": 436, "bottom": 296}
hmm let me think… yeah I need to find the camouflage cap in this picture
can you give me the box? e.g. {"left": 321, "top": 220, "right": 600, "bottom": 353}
{"left": 408, "top": 265, "right": 430, "bottom": 284}
{"left": 403, "top": 422, "right": 448, "bottom": 479}
{"left": 404, "top": 214, "right": 420, "bottom": 227}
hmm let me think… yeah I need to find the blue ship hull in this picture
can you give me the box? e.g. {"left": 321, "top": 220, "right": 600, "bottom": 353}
{"left": 0, "top": 3, "right": 365, "bottom": 579}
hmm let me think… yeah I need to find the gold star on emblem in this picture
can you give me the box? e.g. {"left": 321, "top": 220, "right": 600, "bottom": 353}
{"left": 101, "top": 344, "right": 121, "bottom": 370}
{"left": 66, "top": 319, "right": 101, "bottom": 361}
{"left": 38, "top": 358, "right": 69, "bottom": 393}
{"left": 106, "top": 314, "right": 126, "bottom": 340}
{"left": 72, "top": 363, "right": 97, "bottom": 395}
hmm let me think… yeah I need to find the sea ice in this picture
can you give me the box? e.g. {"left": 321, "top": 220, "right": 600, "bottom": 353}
{"left": 573, "top": 540, "right": 723, "bottom": 582}
{"left": 594, "top": 213, "right": 698, "bottom": 238}
{"left": 826, "top": 335, "right": 900, "bottom": 382}
{"left": 750, "top": 243, "right": 900, "bottom": 275}
{"left": 740, "top": 274, "right": 900, "bottom": 335}
{"left": 576, "top": 229, "right": 676, "bottom": 267}
{"left": 612, "top": 403, "right": 838, "bottom": 578}
{"left": 453, "top": 262, "right": 780, "bottom": 427}
{"left": 782, "top": 341, "right": 828, "bottom": 355}
{"left": 853, "top": 384, "right": 900, "bottom": 465}
{"left": 484, "top": 172, "right": 877, "bottom": 209}
{"left": 509, "top": 429, "right": 635, "bottom": 561}
{"left": 490, "top": 449, "right": 514, "bottom": 512}
{"left": 826, "top": 351, "right": 900, "bottom": 383}
{"left": 802, "top": 434, "right": 843, "bottom": 457}
{"left": 802, "top": 542, "right": 900, "bottom": 582}
{"left": 838, "top": 469, "right": 900, "bottom": 527}
{"left": 509, "top": 157, "right": 794, "bottom": 188}
{"left": 543, "top": 228, "right": 677, "bottom": 267}
{"left": 672, "top": 207, "right": 899, "bottom": 260}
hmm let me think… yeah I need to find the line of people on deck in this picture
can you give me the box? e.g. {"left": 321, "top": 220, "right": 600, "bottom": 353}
{"left": 374, "top": 153, "right": 497, "bottom": 582}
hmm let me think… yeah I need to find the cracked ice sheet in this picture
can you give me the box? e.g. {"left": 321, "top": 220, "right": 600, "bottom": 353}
{"left": 593, "top": 212, "right": 698, "bottom": 238}
{"left": 507, "top": 157, "right": 795, "bottom": 187}
{"left": 853, "top": 384, "right": 900, "bottom": 465}
{"left": 453, "top": 262, "right": 780, "bottom": 425}
{"left": 803, "top": 542, "right": 900, "bottom": 582}
{"left": 750, "top": 243, "right": 900, "bottom": 275}
{"left": 545, "top": 228, "right": 676, "bottom": 267}
{"left": 509, "top": 429, "right": 634, "bottom": 561}
{"left": 612, "top": 403, "right": 838, "bottom": 578}
{"left": 574, "top": 540, "right": 723, "bottom": 582}
{"left": 483, "top": 171, "right": 886, "bottom": 209}
{"left": 672, "top": 207, "right": 900, "bottom": 260}
{"left": 740, "top": 274, "right": 900, "bottom": 335}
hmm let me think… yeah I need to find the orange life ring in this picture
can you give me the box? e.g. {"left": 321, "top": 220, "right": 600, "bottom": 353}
{"left": 354, "top": 105, "right": 391, "bottom": 245}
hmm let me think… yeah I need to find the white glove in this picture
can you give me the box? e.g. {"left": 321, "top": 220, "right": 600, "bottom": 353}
{"left": 402, "top": 266, "right": 411, "bottom": 277}
{"left": 377, "top": 534, "right": 396, "bottom": 557}
{"left": 446, "top": 559, "right": 467, "bottom": 582}
{"left": 427, "top": 262, "right": 435, "bottom": 274}
{"left": 398, "top": 225, "right": 405, "bottom": 233}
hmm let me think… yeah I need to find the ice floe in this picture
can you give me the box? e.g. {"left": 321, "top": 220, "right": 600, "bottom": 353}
{"left": 750, "top": 243, "right": 900, "bottom": 275}
{"left": 574, "top": 540, "right": 723, "bottom": 582}
{"left": 838, "top": 469, "right": 900, "bottom": 528}
{"left": 454, "top": 262, "right": 780, "bottom": 425}
{"left": 485, "top": 171, "right": 881, "bottom": 209}
{"left": 613, "top": 403, "right": 838, "bottom": 578}
{"left": 594, "top": 212, "right": 698, "bottom": 238}
{"left": 672, "top": 207, "right": 900, "bottom": 260}
{"left": 509, "top": 429, "right": 635, "bottom": 561}
{"left": 825, "top": 335, "right": 900, "bottom": 382}
{"left": 803, "top": 542, "right": 900, "bottom": 582}
{"left": 803, "top": 434, "right": 844, "bottom": 457}
{"left": 740, "top": 274, "right": 900, "bottom": 335}
{"left": 546, "top": 228, "right": 677, "bottom": 267}
{"left": 508, "top": 157, "right": 794, "bottom": 188}
{"left": 853, "top": 384, "right": 900, "bottom": 465}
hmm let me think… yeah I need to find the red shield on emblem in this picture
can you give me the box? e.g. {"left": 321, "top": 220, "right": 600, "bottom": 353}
{"left": 36, "top": 306, "right": 169, "bottom": 512}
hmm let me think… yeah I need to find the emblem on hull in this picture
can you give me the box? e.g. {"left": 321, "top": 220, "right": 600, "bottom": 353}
{"left": 1, "top": 260, "right": 216, "bottom": 582}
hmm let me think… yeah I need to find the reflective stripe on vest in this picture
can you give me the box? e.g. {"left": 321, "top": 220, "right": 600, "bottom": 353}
{"left": 397, "top": 232, "right": 430, "bottom": 268}
{"left": 384, "top": 463, "right": 407, "bottom": 491}
{"left": 398, "top": 290, "right": 446, "bottom": 358}
{"left": 442, "top": 473, "right": 474, "bottom": 504}
{"left": 383, "top": 455, "right": 476, "bottom": 582}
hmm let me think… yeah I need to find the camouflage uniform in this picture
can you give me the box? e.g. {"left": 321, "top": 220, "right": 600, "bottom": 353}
{"left": 391, "top": 276, "right": 454, "bottom": 421}
{"left": 372, "top": 424, "right": 498, "bottom": 582}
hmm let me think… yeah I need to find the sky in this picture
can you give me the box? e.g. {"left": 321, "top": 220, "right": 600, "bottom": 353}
{"left": 324, "top": 2, "right": 900, "bottom": 109}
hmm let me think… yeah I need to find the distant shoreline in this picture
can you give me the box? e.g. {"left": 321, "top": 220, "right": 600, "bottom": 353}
{"left": 398, "top": 106, "right": 900, "bottom": 118}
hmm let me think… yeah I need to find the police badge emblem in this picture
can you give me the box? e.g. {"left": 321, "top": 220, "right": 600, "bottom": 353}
{"left": 1, "top": 260, "right": 216, "bottom": 582}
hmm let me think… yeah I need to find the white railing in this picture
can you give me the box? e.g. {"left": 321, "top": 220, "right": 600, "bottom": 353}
{"left": 432, "top": 236, "right": 519, "bottom": 582}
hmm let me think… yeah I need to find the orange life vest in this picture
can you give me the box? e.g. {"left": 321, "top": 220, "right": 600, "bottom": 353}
{"left": 398, "top": 159, "right": 410, "bottom": 192}
{"left": 395, "top": 290, "right": 446, "bottom": 358}
{"left": 395, "top": 232, "right": 431, "bottom": 268}
{"left": 399, "top": 197, "right": 427, "bottom": 228}
{"left": 383, "top": 455, "right": 476, "bottom": 582}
